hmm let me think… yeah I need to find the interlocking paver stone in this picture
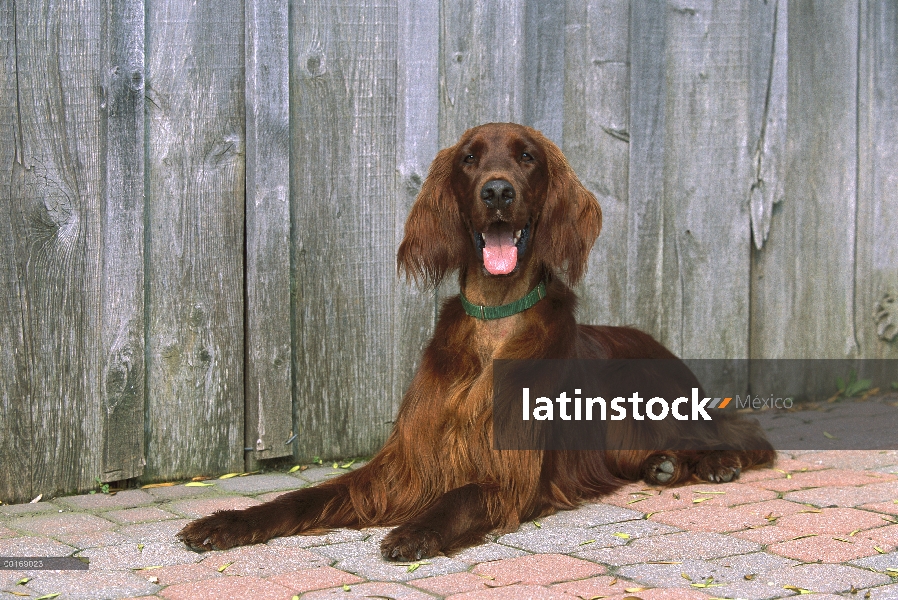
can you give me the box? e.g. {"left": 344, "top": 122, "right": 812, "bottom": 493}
{"left": 104, "top": 506, "right": 180, "bottom": 524}
{"left": 785, "top": 480, "right": 898, "bottom": 507}
{"left": 160, "top": 574, "right": 294, "bottom": 600}
{"left": 767, "top": 532, "right": 889, "bottom": 562}
{"left": 167, "top": 495, "right": 261, "bottom": 518}
{"left": 576, "top": 531, "right": 760, "bottom": 565}
{"left": 198, "top": 544, "right": 327, "bottom": 577}
{"left": 79, "top": 541, "right": 200, "bottom": 570}
{"left": 269, "top": 565, "right": 366, "bottom": 593}
{"left": 773, "top": 507, "right": 887, "bottom": 534}
{"left": 18, "top": 569, "right": 160, "bottom": 600}
{"left": 213, "top": 473, "right": 307, "bottom": 494}
{"left": 10, "top": 512, "right": 116, "bottom": 537}
{"left": 445, "top": 583, "right": 568, "bottom": 599}
{"left": 762, "top": 563, "right": 891, "bottom": 594}
{"left": 302, "top": 581, "right": 437, "bottom": 599}
{"left": 54, "top": 489, "right": 156, "bottom": 511}
{"left": 472, "top": 553, "right": 604, "bottom": 585}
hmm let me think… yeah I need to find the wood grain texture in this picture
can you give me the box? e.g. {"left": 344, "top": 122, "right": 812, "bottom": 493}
{"left": 145, "top": 0, "right": 245, "bottom": 479}
{"left": 856, "top": 0, "right": 898, "bottom": 359}
{"left": 0, "top": 0, "right": 29, "bottom": 503}
{"left": 3, "top": 0, "right": 106, "bottom": 500}
{"left": 523, "top": 0, "right": 565, "bottom": 142}
{"left": 440, "top": 0, "right": 527, "bottom": 143}
{"left": 564, "top": 0, "right": 629, "bottom": 327}
{"left": 393, "top": 0, "right": 441, "bottom": 411}
{"left": 751, "top": 0, "right": 859, "bottom": 360}
{"left": 747, "top": 0, "right": 786, "bottom": 250}
{"left": 290, "top": 0, "right": 400, "bottom": 460}
{"left": 101, "top": 0, "right": 146, "bottom": 483}
{"left": 626, "top": 0, "right": 667, "bottom": 339}
{"left": 635, "top": 2, "right": 755, "bottom": 362}
{"left": 245, "top": 0, "right": 292, "bottom": 464}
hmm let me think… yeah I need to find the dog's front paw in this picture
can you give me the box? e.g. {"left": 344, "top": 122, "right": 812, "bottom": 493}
{"left": 695, "top": 452, "right": 742, "bottom": 483}
{"left": 380, "top": 524, "right": 443, "bottom": 561}
{"left": 178, "top": 510, "right": 259, "bottom": 551}
{"left": 643, "top": 454, "right": 679, "bottom": 484}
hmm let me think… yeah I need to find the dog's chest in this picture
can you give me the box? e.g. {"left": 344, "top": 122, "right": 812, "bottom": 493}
{"left": 470, "top": 316, "right": 522, "bottom": 363}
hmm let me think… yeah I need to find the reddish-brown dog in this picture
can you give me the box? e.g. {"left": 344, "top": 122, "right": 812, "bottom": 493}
{"left": 178, "top": 123, "right": 775, "bottom": 560}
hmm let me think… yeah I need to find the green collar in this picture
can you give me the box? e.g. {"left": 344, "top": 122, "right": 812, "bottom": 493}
{"left": 460, "top": 281, "right": 547, "bottom": 320}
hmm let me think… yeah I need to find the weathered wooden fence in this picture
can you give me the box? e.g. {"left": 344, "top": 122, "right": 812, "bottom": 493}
{"left": 0, "top": 0, "right": 896, "bottom": 504}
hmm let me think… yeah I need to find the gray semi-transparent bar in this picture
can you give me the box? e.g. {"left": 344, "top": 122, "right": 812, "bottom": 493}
{"left": 0, "top": 557, "right": 89, "bottom": 570}
{"left": 493, "top": 359, "right": 898, "bottom": 451}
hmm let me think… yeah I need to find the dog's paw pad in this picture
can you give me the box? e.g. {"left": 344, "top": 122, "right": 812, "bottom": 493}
{"left": 381, "top": 525, "right": 442, "bottom": 562}
{"left": 644, "top": 455, "right": 678, "bottom": 485}
{"left": 697, "top": 455, "right": 742, "bottom": 484}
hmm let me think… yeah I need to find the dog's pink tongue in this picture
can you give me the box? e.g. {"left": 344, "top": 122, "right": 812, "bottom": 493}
{"left": 482, "top": 229, "right": 518, "bottom": 275}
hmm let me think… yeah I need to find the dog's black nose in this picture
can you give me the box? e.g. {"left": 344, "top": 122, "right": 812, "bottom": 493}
{"left": 480, "top": 179, "right": 515, "bottom": 209}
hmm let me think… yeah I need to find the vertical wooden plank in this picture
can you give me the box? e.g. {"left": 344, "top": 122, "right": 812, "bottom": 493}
{"left": 0, "top": 0, "right": 29, "bottom": 503}
{"left": 747, "top": 0, "right": 786, "bottom": 251}
{"left": 659, "top": 2, "right": 753, "bottom": 360}
{"left": 393, "top": 0, "right": 440, "bottom": 408}
{"left": 524, "top": 1, "right": 565, "bottom": 142}
{"left": 751, "top": 1, "right": 859, "bottom": 359}
{"left": 245, "top": 0, "right": 292, "bottom": 465}
{"left": 856, "top": 0, "right": 898, "bottom": 359}
{"left": 627, "top": 0, "right": 667, "bottom": 338}
{"left": 101, "top": 0, "right": 146, "bottom": 483}
{"left": 145, "top": 0, "right": 245, "bottom": 479}
{"left": 440, "top": 0, "right": 527, "bottom": 143}
{"left": 291, "top": 0, "right": 399, "bottom": 459}
{"left": 564, "top": 0, "right": 630, "bottom": 326}
{"left": 4, "top": 0, "right": 106, "bottom": 499}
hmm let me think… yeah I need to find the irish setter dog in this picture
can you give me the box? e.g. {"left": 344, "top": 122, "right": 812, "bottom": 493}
{"left": 178, "top": 123, "right": 775, "bottom": 560}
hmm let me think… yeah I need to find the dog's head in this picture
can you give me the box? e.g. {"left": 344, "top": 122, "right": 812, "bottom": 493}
{"left": 398, "top": 123, "right": 602, "bottom": 288}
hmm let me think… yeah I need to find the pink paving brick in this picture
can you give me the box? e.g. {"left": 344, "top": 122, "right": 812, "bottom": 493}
{"left": 270, "top": 565, "right": 366, "bottom": 593}
{"left": 198, "top": 544, "right": 326, "bottom": 577}
{"left": 858, "top": 523, "right": 898, "bottom": 547}
{"left": 168, "top": 496, "right": 261, "bottom": 518}
{"left": 796, "top": 450, "right": 898, "bottom": 470}
{"left": 410, "top": 571, "right": 495, "bottom": 595}
{"left": 774, "top": 507, "right": 887, "bottom": 535}
{"left": 549, "top": 575, "right": 625, "bottom": 598}
{"left": 55, "top": 489, "right": 156, "bottom": 510}
{"left": 730, "top": 525, "right": 809, "bottom": 545}
{"left": 767, "top": 533, "right": 887, "bottom": 562}
{"left": 137, "top": 563, "right": 223, "bottom": 586}
{"left": 105, "top": 506, "right": 180, "bottom": 524}
{"left": 446, "top": 583, "right": 564, "bottom": 600}
{"left": 860, "top": 500, "right": 898, "bottom": 516}
{"left": 11, "top": 512, "right": 116, "bottom": 536}
{"left": 650, "top": 504, "right": 769, "bottom": 533}
{"left": 748, "top": 469, "right": 890, "bottom": 493}
{"left": 302, "top": 581, "right": 435, "bottom": 599}
{"left": 160, "top": 575, "right": 294, "bottom": 600}
{"left": 606, "top": 589, "right": 713, "bottom": 600}
{"left": 472, "top": 553, "right": 605, "bottom": 585}
{"left": 785, "top": 480, "right": 898, "bottom": 507}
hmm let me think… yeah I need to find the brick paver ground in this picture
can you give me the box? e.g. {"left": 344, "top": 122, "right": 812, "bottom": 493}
{"left": 3, "top": 430, "right": 898, "bottom": 597}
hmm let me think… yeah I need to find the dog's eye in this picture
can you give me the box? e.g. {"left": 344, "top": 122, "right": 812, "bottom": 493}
{"left": 463, "top": 154, "right": 476, "bottom": 164}
{"left": 521, "top": 152, "right": 534, "bottom": 162}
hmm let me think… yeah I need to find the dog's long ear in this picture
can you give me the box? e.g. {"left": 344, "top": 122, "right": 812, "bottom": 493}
{"left": 397, "top": 146, "right": 468, "bottom": 288}
{"left": 532, "top": 135, "right": 602, "bottom": 285}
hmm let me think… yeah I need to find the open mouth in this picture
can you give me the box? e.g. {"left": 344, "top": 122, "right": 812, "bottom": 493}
{"left": 474, "top": 221, "right": 531, "bottom": 275}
